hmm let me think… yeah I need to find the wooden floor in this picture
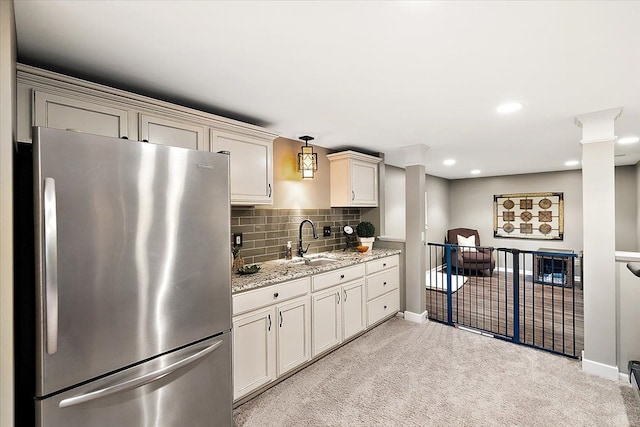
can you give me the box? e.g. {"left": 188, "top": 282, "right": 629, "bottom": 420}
{"left": 426, "top": 271, "right": 584, "bottom": 357}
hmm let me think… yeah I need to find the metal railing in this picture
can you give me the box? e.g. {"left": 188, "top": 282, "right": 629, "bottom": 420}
{"left": 426, "top": 243, "right": 582, "bottom": 358}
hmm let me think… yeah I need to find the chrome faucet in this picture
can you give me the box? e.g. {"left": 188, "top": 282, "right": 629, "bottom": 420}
{"left": 298, "top": 219, "right": 319, "bottom": 257}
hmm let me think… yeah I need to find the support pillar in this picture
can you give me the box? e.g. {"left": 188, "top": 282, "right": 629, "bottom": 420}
{"left": 403, "top": 145, "right": 429, "bottom": 323}
{"left": 575, "top": 108, "right": 622, "bottom": 380}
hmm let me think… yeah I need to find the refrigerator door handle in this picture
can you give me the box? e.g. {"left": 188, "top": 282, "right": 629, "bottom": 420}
{"left": 43, "top": 177, "right": 59, "bottom": 355}
{"left": 58, "top": 339, "right": 223, "bottom": 408}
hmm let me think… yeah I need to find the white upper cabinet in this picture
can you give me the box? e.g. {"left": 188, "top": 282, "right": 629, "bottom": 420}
{"left": 33, "top": 91, "right": 129, "bottom": 139}
{"left": 327, "top": 151, "right": 381, "bottom": 207}
{"left": 211, "top": 129, "right": 273, "bottom": 205}
{"left": 17, "top": 65, "right": 279, "bottom": 172}
{"left": 139, "top": 114, "right": 206, "bottom": 150}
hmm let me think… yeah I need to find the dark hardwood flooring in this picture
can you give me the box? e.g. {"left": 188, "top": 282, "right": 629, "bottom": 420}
{"left": 426, "top": 271, "right": 584, "bottom": 357}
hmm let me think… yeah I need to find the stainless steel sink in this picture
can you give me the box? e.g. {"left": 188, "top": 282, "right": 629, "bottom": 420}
{"left": 291, "top": 257, "right": 338, "bottom": 266}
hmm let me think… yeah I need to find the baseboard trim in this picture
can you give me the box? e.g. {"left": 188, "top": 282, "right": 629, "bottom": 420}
{"left": 619, "top": 372, "right": 630, "bottom": 382}
{"left": 582, "top": 351, "right": 619, "bottom": 381}
{"left": 404, "top": 310, "right": 428, "bottom": 324}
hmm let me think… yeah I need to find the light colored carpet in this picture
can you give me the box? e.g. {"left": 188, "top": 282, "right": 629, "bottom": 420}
{"left": 234, "top": 317, "right": 640, "bottom": 426}
{"left": 426, "top": 271, "right": 467, "bottom": 292}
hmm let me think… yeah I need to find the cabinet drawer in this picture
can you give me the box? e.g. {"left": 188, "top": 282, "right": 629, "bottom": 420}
{"left": 233, "top": 277, "right": 310, "bottom": 316}
{"left": 366, "top": 255, "right": 399, "bottom": 275}
{"left": 366, "top": 268, "right": 399, "bottom": 301}
{"left": 312, "top": 264, "right": 366, "bottom": 292}
{"left": 367, "top": 289, "right": 399, "bottom": 327}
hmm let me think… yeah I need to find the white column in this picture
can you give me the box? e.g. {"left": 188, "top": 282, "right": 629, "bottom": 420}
{"left": 575, "top": 108, "right": 622, "bottom": 380}
{"left": 402, "top": 145, "right": 429, "bottom": 323}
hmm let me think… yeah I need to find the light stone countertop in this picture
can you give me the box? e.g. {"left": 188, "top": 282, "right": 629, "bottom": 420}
{"left": 232, "top": 248, "right": 401, "bottom": 294}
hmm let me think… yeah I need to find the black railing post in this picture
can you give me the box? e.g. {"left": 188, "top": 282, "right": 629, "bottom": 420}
{"left": 512, "top": 249, "right": 521, "bottom": 344}
{"left": 445, "top": 244, "right": 453, "bottom": 326}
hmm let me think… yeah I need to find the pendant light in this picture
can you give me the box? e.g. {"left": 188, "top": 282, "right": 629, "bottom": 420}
{"left": 297, "top": 135, "right": 317, "bottom": 179}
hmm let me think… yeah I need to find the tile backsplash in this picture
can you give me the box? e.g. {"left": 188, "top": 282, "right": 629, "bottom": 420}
{"left": 231, "top": 208, "right": 361, "bottom": 264}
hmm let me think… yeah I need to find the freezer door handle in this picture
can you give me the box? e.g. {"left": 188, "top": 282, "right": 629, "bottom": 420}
{"left": 43, "top": 177, "right": 59, "bottom": 354}
{"left": 58, "top": 339, "right": 223, "bottom": 408}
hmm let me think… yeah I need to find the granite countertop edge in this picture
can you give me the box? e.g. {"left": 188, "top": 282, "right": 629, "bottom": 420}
{"left": 232, "top": 248, "right": 401, "bottom": 294}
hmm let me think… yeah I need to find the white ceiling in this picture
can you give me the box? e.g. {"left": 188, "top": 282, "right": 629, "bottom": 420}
{"left": 13, "top": 0, "right": 640, "bottom": 179}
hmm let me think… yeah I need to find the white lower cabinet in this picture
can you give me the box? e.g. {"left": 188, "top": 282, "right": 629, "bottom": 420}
{"left": 233, "top": 306, "right": 275, "bottom": 401}
{"left": 276, "top": 296, "right": 311, "bottom": 376}
{"left": 233, "top": 254, "right": 399, "bottom": 402}
{"left": 232, "top": 278, "right": 310, "bottom": 401}
{"left": 365, "top": 255, "right": 400, "bottom": 327}
{"left": 311, "top": 279, "right": 366, "bottom": 357}
{"left": 342, "top": 280, "right": 366, "bottom": 341}
{"left": 311, "top": 287, "right": 342, "bottom": 356}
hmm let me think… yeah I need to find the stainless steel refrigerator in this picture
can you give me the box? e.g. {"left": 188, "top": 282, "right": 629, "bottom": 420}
{"left": 17, "top": 127, "right": 232, "bottom": 426}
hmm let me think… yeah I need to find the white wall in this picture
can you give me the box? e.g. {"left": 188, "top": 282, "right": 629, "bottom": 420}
{"left": 425, "top": 174, "right": 450, "bottom": 245}
{"left": 615, "top": 166, "right": 637, "bottom": 252}
{"left": 383, "top": 165, "right": 450, "bottom": 243}
{"left": 0, "top": 0, "right": 16, "bottom": 424}
{"left": 449, "top": 170, "right": 583, "bottom": 252}
{"left": 637, "top": 161, "right": 640, "bottom": 249}
{"left": 264, "top": 137, "right": 331, "bottom": 209}
{"left": 384, "top": 165, "right": 405, "bottom": 238}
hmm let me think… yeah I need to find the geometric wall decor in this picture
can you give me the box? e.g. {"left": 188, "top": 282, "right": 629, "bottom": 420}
{"left": 493, "top": 192, "right": 564, "bottom": 240}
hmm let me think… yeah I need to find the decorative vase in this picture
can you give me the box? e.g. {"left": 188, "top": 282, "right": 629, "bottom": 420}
{"left": 358, "top": 237, "right": 375, "bottom": 252}
{"left": 232, "top": 257, "right": 244, "bottom": 272}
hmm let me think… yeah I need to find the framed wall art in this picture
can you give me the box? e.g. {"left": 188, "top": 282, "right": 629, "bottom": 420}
{"left": 493, "top": 192, "right": 564, "bottom": 240}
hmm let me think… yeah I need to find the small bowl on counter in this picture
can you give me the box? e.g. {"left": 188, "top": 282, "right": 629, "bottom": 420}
{"left": 236, "top": 264, "right": 261, "bottom": 275}
{"left": 356, "top": 246, "right": 369, "bottom": 253}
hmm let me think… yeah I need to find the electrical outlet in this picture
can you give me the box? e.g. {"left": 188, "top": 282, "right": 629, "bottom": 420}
{"left": 233, "top": 233, "right": 243, "bottom": 246}
{"left": 323, "top": 226, "right": 332, "bottom": 237}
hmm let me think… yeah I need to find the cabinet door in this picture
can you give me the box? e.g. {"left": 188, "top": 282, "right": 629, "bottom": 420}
{"left": 277, "top": 296, "right": 311, "bottom": 376}
{"left": 351, "top": 159, "right": 378, "bottom": 206}
{"left": 342, "top": 280, "right": 366, "bottom": 341}
{"left": 233, "top": 307, "right": 276, "bottom": 400}
{"left": 311, "top": 287, "right": 342, "bottom": 357}
{"left": 211, "top": 129, "right": 273, "bottom": 205}
{"left": 34, "top": 91, "right": 128, "bottom": 139}
{"left": 140, "top": 114, "right": 205, "bottom": 150}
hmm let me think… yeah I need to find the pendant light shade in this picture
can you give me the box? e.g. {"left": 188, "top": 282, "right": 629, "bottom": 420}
{"left": 297, "top": 135, "right": 317, "bottom": 179}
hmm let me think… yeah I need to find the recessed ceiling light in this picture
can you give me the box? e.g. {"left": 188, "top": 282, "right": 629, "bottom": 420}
{"left": 443, "top": 159, "right": 456, "bottom": 166}
{"left": 618, "top": 136, "right": 639, "bottom": 145}
{"left": 565, "top": 160, "right": 580, "bottom": 167}
{"left": 470, "top": 169, "right": 481, "bottom": 175}
{"left": 496, "top": 102, "right": 523, "bottom": 114}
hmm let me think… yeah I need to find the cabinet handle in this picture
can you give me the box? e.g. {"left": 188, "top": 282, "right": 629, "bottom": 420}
{"left": 344, "top": 289, "right": 348, "bottom": 302}
{"left": 383, "top": 263, "right": 387, "bottom": 267}
{"left": 352, "top": 190, "right": 355, "bottom": 201}
{"left": 268, "top": 184, "right": 272, "bottom": 198}
{"left": 383, "top": 282, "right": 387, "bottom": 286}
{"left": 274, "top": 292, "right": 279, "bottom": 298}
{"left": 268, "top": 314, "right": 271, "bottom": 331}
{"left": 384, "top": 305, "right": 388, "bottom": 310}
{"left": 279, "top": 311, "right": 283, "bottom": 328}
{"left": 337, "top": 292, "right": 340, "bottom": 304}
{"left": 340, "top": 274, "right": 345, "bottom": 279}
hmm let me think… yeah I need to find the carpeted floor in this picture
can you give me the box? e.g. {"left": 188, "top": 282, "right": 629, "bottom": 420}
{"left": 234, "top": 316, "right": 640, "bottom": 426}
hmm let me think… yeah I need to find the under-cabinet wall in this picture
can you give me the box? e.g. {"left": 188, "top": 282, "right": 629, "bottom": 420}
{"left": 230, "top": 207, "right": 361, "bottom": 264}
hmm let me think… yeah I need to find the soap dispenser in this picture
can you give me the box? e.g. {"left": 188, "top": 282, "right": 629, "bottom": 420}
{"left": 285, "top": 241, "right": 293, "bottom": 260}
